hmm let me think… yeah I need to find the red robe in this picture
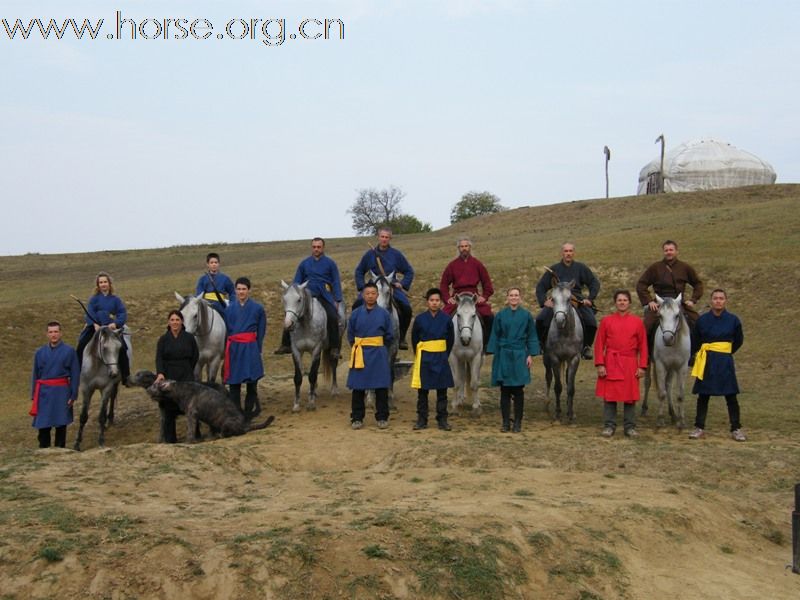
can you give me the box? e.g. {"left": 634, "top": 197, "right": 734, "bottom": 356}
{"left": 594, "top": 312, "right": 648, "bottom": 403}
{"left": 440, "top": 255, "right": 494, "bottom": 317}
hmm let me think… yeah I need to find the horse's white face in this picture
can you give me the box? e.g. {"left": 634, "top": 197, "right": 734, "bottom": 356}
{"left": 180, "top": 297, "right": 202, "bottom": 335}
{"left": 455, "top": 294, "right": 478, "bottom": 345}
{"left": 657, "top": 297, "right": 683, "bottom": 346}
{"left": 95, "top": 327, "right": 122, "bottom": 378}
{"left": 282, "top": 284, "right": 306, "bottom": 331}
{"left": 551, "top": 283, "right": 573, "bottom": 329}
{"left": 369, "top": 271, "right": 395, "bottom": 311}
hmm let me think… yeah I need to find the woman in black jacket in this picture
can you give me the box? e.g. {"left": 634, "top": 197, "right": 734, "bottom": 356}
{"left": 155, "top": 310, "right": 199, "bottom": 442}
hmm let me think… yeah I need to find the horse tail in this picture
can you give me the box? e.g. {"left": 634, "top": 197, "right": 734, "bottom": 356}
{"left": 321, "top": 349, "right": 332, "bottom": 382}
{"left": 248, "top": 415, "right": 275, "bottom": 431}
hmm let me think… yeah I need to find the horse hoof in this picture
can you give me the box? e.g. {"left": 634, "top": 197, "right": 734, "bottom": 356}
{"left": 471, "top": 407, "right": 482, "bottom": 417}
{"left": 292, "top": 405, "right": 301, "bottom": 414}
{"left": 307, "top": 405, "right": 317, "bottom": 412}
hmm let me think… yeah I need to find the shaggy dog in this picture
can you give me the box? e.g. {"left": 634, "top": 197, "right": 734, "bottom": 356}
{"left": 131, "top": 370, "right": 274, "bottom": 442}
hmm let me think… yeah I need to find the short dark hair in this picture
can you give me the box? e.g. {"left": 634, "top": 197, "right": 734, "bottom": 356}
{"left": 363, "top": 282, "right": 378, "bottom": 292}
{"left": 235, "top": 277, "right": 251, "bottom": 289}
{"left": 613, "top": 289, "right": 632, "bottom": 302}
{"left": 710, "top": 288, "right": 727, "bottom": 298}
{"left": 662, "top": 240, "right": 678, "bottom": 249}
{"left": 167, "top": 309, "right": 184, "bottom": 322}
{"left": 206, "top": 252, "right": 220, "bottom": 262}
{"left": 47, "top": 321, "right": 61, "bottom": 329}
{"left": 506, "top": 287, "right": 521, "bottom": 295}
{"left": 312, "top": 237, "right": 325, "bottom": 246}
{"left": 425, "top": 287, "right": 442, "bottom": 300}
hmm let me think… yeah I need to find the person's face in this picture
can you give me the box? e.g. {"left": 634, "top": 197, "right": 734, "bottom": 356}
{"left": 97, "top": 276, "right": 111, "bottom": 294}
{"left": 47, "top": 325, "right": 62, "bottom": 346}
{"left": 168, "top": 314, "right": 183, "bottom": 333}
{"left": 710, "top": 292, "right": 727, "bottom": 312}
{"left": 561, "top": 244, "right": 575, "bottom": 264}
{"left": 363, "top": 287, "right": 378, "bottom": 306}
{"left": 377, "top": 230, "right": 391, "bottom": 249}
{"left": 207, "top": 257, "right": 220, "bottom": 273}
{"left": 427, "top": 294, "right": 442, "bottom": 312}
{"left": 236, "top": 284, "right": 250, "bottom": 303}
{"left": 507, "top": 289, "right": 521, "bottom": 308}
{"left": 311, "top": 241, "right": 324, "bottom": 258}
{"left": 458, "top": 241, "right": 471, "bottom": 259}
{"left": 662, "top": 244, "right": 678, "bottom": 262}
{"left": 615, "top": 293, "right": 631, "bottom": 313}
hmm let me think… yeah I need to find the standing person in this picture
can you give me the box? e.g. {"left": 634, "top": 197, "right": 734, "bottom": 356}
{"left": 535, "top": 242, "right": 600, "bottom": 359}
{"left": 439, "top": 237, "right": 495, "bottom": 349}
{"left": 354, "top": 227, "right": 415, "bottom": 349}
{"left": 30, "top": 321, "right": 80, "bottom": 448}
{"left": 411, "top": 288, "right": 455, "bottom": 431}
{"left": 486, "top": 288, "right": 540, "bottom": 433}
{"left": 224, "top": 278, "right": 266, "bottom": 419}
{"left": 196, "top": 252, "right": 235, "bottom": 315}
{"left": 636, "top": 240, "right": 703, "bottom": 360}
{"left": 75, "top": 271, "right": 131, "bottom": 385}
{"left": 594, "top": 290, "right": 648, "bottom": 438}
{"left": 689, "top": 289, "right": 746, "bottom": 441}
{"left": 347, "top": 282, "right": 394, "bottom": 430}
{"left": 154, "top": 310, "right": 200, "bottom": 443}
{"left": 274, "top": 237, "right": 343, "bottom": 358}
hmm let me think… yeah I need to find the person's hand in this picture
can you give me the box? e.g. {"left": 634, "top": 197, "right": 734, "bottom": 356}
{"left": 93, "top": 323, "right": 101, "bottom": 331}
{"left": 684, "top": 300, "right": 695, "bottom": 308}
{"left": 108, "top": 323, "right": 118, "bottom": 331}
{"left": 582, "top": 299, "right": 592, "bottom": 307}
{"left": 596, "top": 365, "right": 607, "bottom": 378}
{"left": 648, "top": 301, "right": 659, "bottom": 312}
{"left": 67, "top": 398, "right": 74, "bottom": 407}
{"left": 526, "top": 355, "right": 533, "bottom": 369}
{"left": 478, "top": 296, "right": 486, "bottom": 304}
{"left": 544, "top": 298, "right": 554, "bottom": 308}
{"left": 635, "top": 367, "right": 645, "bottom": 379}
{"left": 393, "top": 281, "right": 402, "bottom": 289}
{"left": 447, "top": 297, "right": 456, "bottom": 305}
{"left": 155, "top": 373, "right": 165, "bottom": 383}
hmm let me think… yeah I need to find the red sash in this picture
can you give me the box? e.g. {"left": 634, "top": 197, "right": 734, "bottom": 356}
{"left": 605, "top": 350, "right": 636, "bottom": 381}
{"left": 224, "top": 332, "right": 258, "bottom": 382}
{"left": 30, "top": 377, "right": 70, "bottom": 416}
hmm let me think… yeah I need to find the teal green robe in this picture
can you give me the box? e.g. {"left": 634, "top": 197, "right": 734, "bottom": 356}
{"left": 487, "top": 306, "right": 540, "bottom": 386}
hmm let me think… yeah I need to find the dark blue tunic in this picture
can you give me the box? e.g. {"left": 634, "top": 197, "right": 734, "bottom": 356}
{"left": 225, "top": 299, "right": 266, "bottom": 384}
{"left": 195, "top": 272, "right": 235, "bottom": 312}
{"left": 85, "top": 293, "right": 127, "bottom": 327}
{"left": 346, "top": 305, "right": 394, "bottom": 390}
{"left": 294, "top": 255, "right": 343, "bottom": 306}
{"left": 411, "top": 310, "right": 455, "bottom": 390}
{"left": 354, "top": 246, "right": 414, "bottom": 307}
{"left": 30, "top": 342, "right": 80, "bottom": 429}
{"left": 692, "top": 310, "right": 743, "bottom": 396}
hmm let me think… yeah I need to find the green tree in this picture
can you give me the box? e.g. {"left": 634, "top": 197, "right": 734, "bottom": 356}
{"left": 348, "top": 186, "right": 405, "bottom": 235}
{"left": 385, "top": 214, "right": 432, "bottom": 234}
{"left": 450, "top": 191, "right": 507, "bottom": 224}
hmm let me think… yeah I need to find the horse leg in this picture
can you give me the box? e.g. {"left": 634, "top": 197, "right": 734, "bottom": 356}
{"left": 654, "top": 362, "right": 668, "bottom": 428}
{"left": 74, "top": 388, "right": 91, "bottom": 451}
{"left": 97, "top": 388, "right": 112, "bottom": 448}
{"left": 107, "top": 383, "right": 118, "bottom": 426}
{"left": 208, "top": 355, "right": 222, "bottom": 384}
{"left": 292, "top": 354, "right": 303, "bottom": 413}
{"left": 366, "top": 390, "right": 375, "bottom": 408}
{"left": 329, "top": 351, "right": 339, "bottom": 397}
{"left": 641, "top": 364, "right": 652, "bottom": 416}
{"left": 388, "top": 356, "right": 397, "bottom": 412}
{"left": 470, "top": 355, "right": 482, "bottom": 416}
{"left": 675, "top": 366, "right": 688, "bottom": 430}
{"left": 544, "top": 360, "right": 553, "bottom": 418}
{"left": 553, "top": 363, "right": 563, "bottom": 422}
{"left": 566, "top": 356, "right": 579, "bottom": 424}
{"left": 307, "top": 351, "right": 321, "bottom": 411}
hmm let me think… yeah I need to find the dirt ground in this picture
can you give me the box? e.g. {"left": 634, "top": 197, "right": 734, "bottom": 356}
{"left": 1, "top": 364, "right": 798, "bottom": 600}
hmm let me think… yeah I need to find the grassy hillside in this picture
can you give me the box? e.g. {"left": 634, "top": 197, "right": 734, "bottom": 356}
{"left": 1, "top": 185, "right": 799, "bottom": 599}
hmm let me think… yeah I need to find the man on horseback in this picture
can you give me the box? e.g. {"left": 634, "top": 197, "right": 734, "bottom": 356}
{"left": 636, "top": 240, "right": 703, "bottom": 361}
{"left": 440, "top": 237, "right": 494, "bottom": 350}
{"left": 275, "top": 237, "right": 343, "bottom": 360}
{"left": 353, "top": 227, "right": 415, "bottom": 350}
{"left": 535, "top": 242, "right": 600, "bottom": 360}
{"left": 196, "top": 252, "right": 235, "bottom": 316}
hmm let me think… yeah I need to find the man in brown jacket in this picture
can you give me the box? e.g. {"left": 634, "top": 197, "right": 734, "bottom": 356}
{"left": 636, "top": 240, "right": 703, "bottom": 360}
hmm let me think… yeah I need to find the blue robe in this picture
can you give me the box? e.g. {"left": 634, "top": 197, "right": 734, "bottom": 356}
{"left": 225, "top": 299, "right": 266, "bottom": 384}
{"left": 195, "top": 272, "right": 235, "bottom": 312}
{"left": 294, "top": 255, "right": 343, "bottom": 306}
{"left": 487, "top": 306, "right": 540, "bottom": 387}
{"left": 84, "top": 293, "right": 127, "bottom": 327}
{"left": 354, "top": 246, "right": 414, "bottom": 307}
{"left": 692, "top": 310, "right": 743, "bottom": 396}
{"left": 346, "top": 305, "right": 394, "bottom": 390}
{"left": 411, "top": 310, "right": 455, "bottom": 390}
{"left": 30, "top": 342, "right": 80, "bottom": 429}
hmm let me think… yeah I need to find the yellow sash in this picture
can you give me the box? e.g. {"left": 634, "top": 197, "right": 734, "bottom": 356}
{"left": 691, "top": 342, "right": 732, "bottom": 380}
{"left": 203, "top": 292, "right": 228, "bottom": 302}
{"left": 411, "top": 340, "right": 448, "bottom": 389}
{"left": 349, "top": 336, "right": 384, "bottom": 369}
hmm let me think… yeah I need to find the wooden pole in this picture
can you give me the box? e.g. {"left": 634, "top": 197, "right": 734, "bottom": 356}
{"left": 655, "top": 134, "right": 665, "bottom": 193}
{"left": 793, "top": 482, "right": 799, "bottom": 573}
{"left": 603, "top": 146, "right": 611, "bottom": 198}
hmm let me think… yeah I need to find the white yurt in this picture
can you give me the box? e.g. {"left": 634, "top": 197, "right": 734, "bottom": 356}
{"left": 637, "top": 138, "right": 777, "bottom": 195}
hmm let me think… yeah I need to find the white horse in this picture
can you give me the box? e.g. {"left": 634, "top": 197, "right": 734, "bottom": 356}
{"left": 281, "top": 280, "right": 344, "bottom": 412}
{"left": 175, "top": 292, "right": 226, "bottom": 383}
{"left": 642, "top": 294, "right": 691, "bottom": 429}
{"left": 448, "top": 293, "right": 484, "bottom": 416}
{"left": 543, "top": 281, "right": 583, "bottom": 424}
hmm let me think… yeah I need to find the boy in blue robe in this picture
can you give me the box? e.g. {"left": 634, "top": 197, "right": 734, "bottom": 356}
{"left": 196, "top": 252, "right": 235, "bottom": 315}
{"left": 224, "top": 277, "right": 266, "bottom": 418}
{"left": 347, "top": 282, "right": 394, "bottom": 430}
{"left": 30, "top": 321, "right": 80, "bottom": 448}
{"left": 689, "top": 289, "right": 746, "bottom": 441}
{"left": 411, "top": 288, "right": 455, "bottom": 431}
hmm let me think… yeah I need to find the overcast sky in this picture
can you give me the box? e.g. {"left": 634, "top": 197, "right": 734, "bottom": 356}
{"left": 2, "top": 0, "right": 797, "bottom": 255}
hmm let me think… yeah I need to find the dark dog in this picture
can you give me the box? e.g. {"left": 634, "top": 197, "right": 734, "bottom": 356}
{"left": 146, "top": 378, "right": 274, "bottom": 442}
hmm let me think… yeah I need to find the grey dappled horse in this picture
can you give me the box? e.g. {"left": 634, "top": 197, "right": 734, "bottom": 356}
{"left": 74, "top": 326, "right": 125, "bottom": 451}
{"left": 281, "top": 280, "right": 345, "bottom": 412}
{"left": 175, "top": 292, "right": 226, "bottom": 383}
{"left": 642, "top": 294, "right": 690, "bottom": 429}
{"left": 543, "top": 281, "right": 583, "bottom": 424}
{"left": 449, "top": 293, "right": 484, "bottom": 416}
{"left": 366, "top": 270, "right": 400, "bottom": 410}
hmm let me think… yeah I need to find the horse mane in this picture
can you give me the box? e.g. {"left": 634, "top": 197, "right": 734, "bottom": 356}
{"left": 197, "top": 297, "right": 208, "bottom": 333}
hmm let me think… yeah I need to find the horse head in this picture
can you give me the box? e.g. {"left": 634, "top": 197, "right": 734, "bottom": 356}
{"left": 368, "top": 270, "right": 395, "bottom": 311}
{"left": 551, "top": 281, "right": 575, "bottom": 329}
{"left": 281, "top": 280, "right": 309, "bottom": 331}
{"left": 454, "top": 293, "right": 478, "bottom": 346}
{"left": 656, "top": 293, "right": 683, "bottom": 346}
{"left": 175, "top": 292, "right": 209, "bottom": 337}
{"left": 91, "top": 326, "right": 123, "bottom": 378}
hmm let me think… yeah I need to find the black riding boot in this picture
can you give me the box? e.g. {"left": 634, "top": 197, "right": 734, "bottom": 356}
{"left": 397, "top": 302, "right": 412, "bottom": 350}
{"left": 582, "top": 324, "right": 597, "bottom": 360}
{"left": 274, "top": 330, "right": 292, "bottom": 355}
{"left": 482, "top": 314, "right": 494, "bottom": 354}
{"left": 535, "top": 319, "right": 548, "bottom": 351}
{"left": 435, "top": 389, "right": 451, "bottom": 430}
{"left": 414, "top": 390, "right": 428, "bottom": 430}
